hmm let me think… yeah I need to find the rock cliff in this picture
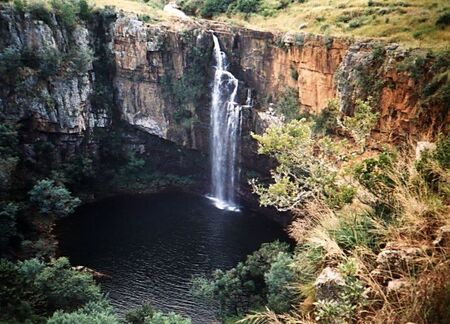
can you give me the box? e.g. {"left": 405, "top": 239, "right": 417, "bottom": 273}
{"left": 0, "top": 5, "right": 448, "bottom": 198}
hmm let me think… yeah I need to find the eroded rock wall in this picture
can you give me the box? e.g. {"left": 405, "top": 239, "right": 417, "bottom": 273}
{"left": 0, "top": 6, "right": 448, "bottom": 200}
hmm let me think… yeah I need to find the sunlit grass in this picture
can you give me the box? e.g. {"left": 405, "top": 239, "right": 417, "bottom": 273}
{"left": 92, "top": 0, "right": 166, "bottom": 17}
{"left": 219, "top": 0, "right": 450, "bottom": 49}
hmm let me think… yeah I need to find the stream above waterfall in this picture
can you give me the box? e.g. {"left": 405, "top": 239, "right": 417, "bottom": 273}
{"left": 56, "top": 192, "right": 289, "bottom": 323}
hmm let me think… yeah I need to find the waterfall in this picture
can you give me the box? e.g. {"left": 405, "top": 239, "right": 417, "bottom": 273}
{"left": 208, "top": 34, "right": 242, "bottom": 211}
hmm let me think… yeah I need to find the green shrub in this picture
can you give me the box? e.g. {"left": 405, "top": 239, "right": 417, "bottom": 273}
{"left": 312, "top": 99, "right": 339, "bottom": 135}
{"left": 38, "top": 47, "right": 62, "bottom": 78}
{"left": 0, "top": 124, "right": 19, "bottom": 157}
{"left": 0, "top": 46, "right": 22, "bottom": 76}
{"left": 13, "top": 0, "right": 27, "bottom": 12}
{"left": 34, "top": 257, "right": 102, "bottom": 312}
{"left": 191, "top": 241, "right": 291, "bottom": 317}
{"left": 342, "top": 98, "right": 379, "bottom": 151}
{"left": 324, "top": 184, "right": 357, "bottom": 209}
{"left": 67, "top": 47, "right": 94, "bottom": 76}
{"left": 177, "top": 0, "right": 204, "bottom": 16}
{"left": 397, "top": 52, "right": 428, "bottom": 81}
{"left": 314, "top": 259, "right": 366, "bottom": 323}
{"left": 434, "top": 134, "right": 450, "bottom": 169}
{"left": 126, "top": 303, "right": 155, "bottom": 324}
{"left": 290, "top": 67, "right": 299, "bottom": 80}
{"left": 27, "top": 0, "right": 53, "bottom": 25}
{"left": 50, "top": 0, "right": 78, "bottom": 29}
{"left": 436, "top": 11, "right": 450, "bottom": 28}
{"left": 0, "top": 202, "right": 18, "bottom": 251}
{"left": 232, "top": 0, "right": 261, "bottom": 14}
{"left": 48, "top": 300, "right": 119, "bottom": 324}
{"left": 265, "top": 252, "right": 297, "bottom": 313}
{"left": 28, "top": 179, "right": 81, "bottom": 218}
{"left": 199, "top": 0, "right": 233, "bottom": 18}
{"left": 353, "top": 149, "right": 396, "bottom": 197}
{"left": 78, "top": 0, "right": 93, "bottom": 21}
{"left": 275, "top": 87, "right": 300, "bottom": 122}
{"left": 145, "top": 311, "right": 192, "bottom": 324}
{"left": 348, "top": 17, "right": 364, "bottom": 29}
{"left": 330, "top": 212, "right": 379, "bottom": 251}
{"left": 0, "top": 259, "right": 47, "bottom": 323}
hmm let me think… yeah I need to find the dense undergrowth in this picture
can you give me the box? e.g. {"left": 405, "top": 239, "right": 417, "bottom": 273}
{"left": 193, "top": 98, "right": 450, "bottom": 323}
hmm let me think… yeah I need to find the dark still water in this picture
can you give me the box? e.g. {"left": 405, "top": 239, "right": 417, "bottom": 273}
{"left": 56, "top": 192, "right": 288, "bottom": 322}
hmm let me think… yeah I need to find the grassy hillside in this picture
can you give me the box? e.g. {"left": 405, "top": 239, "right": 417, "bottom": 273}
{"left": 7, "top": 1, "right": 447, "bottom": 48}
{"left": 220, "top": 0, "right": 450, "bottom": 49}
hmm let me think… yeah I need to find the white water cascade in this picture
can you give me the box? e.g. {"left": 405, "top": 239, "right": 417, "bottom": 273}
{"left": 208, "top": 34, "right": 243, "bottom": 211}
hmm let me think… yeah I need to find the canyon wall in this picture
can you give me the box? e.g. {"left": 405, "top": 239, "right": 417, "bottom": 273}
{"left": 0, "top": 5, "right": 448, "bottom": 198}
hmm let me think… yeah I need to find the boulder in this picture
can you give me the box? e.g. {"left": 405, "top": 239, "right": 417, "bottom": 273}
{"left": 314, "top": 267, "right": 345, "bottom": 301}
{"left": 433, "top": 225, "right": 450, "bottom": 247}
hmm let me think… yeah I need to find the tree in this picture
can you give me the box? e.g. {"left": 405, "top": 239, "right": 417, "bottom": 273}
{"left": 33, "top": 257, "right": 102, "bottom": 312}
{"left": 126, "top": 303, "right": 155, "bottom": 324}
{"left": 191, "top": 241, "right": 290, "bottom": 317}
{"left": 0, "top": 259, "right": 47, "bottom": 323}
{"left": 250, "top": 120, "right": 335, "bottom": 210}
{"left": 29, "top": 179, "right": 81, "bottom": 218}
{"left": 341, "top": 98, "right": 378, "bottom": 152}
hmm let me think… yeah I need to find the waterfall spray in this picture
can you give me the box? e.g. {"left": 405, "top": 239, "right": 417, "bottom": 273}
{"left": 208, "top": 34, "right": 242, "bottom": 211}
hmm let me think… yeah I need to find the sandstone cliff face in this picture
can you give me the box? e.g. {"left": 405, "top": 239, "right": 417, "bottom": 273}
{"left": 0, "top": 7, "right": 447, "bottom": 197}
{"left": 0, "top": 8, "right": 100, "bottom": 134}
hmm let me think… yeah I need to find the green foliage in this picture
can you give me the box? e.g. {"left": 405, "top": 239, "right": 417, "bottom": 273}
{"left": 26, "top": 0, "right": 53, "bottom": 25}
{"left": 314, "top": 259, "right": 366, "bottom": 323}
{"left": 312, "top": 99, "right": 339, "bottom": 135}
{"left": 342, "top": 98, "right": 379, "bottom": 151}
{"left": 78, "top": 0, "right": 93, "bottom": 21}
{"left": 21, "top": 239, "right": 57, "bottom": 259}
{"left": 264, "top": 252, "right": 297, "bottom": 313}
{"left": 416, "top": 134, "right": 450, "bottom": 194}
{"left": 1, "top": 258, "right": 106, "bottom": 322}
{"left": 290, "top": 67, "right": 299, "bottom": 80}
{"left": 434, "top": 134, "right": 450, "bottom": 169}
{"left": 0, "top": 124, "right": 19, "bottom": 194}
{"left": 50, "top": 0, "right": 78, "bottom": 29}
{"left": 199, "top": 0, "right": 234, "bottom": 18}
{"left": 230, "top": 0, "right": 262, "bottom": 14}
{"left": 162, "top": 46, "right": 209, "bottom": 125}
{"left": 397, "top": 51, "right": 428, "bottom": 81}
{"left": 191, "top": 241, "right": 291, "bottom": 317}
{"left": 274, "top": 87, "right": 300, "bottom": 122}
{"left": 126, "top": 303, "right": 155, "bottom": 324}
{"left": 0, "top": 259, "right": 47, "bottom": 323}
{"left": 67, "top": 47, "right": 94, "bottom": 76}
{"left": 37, "top": 47, "right": 62, "bottom": 78}
{"left": 125, "top": 301, "right": 192, "bottom": 323}
{"left": 144, "top": 311, "right": 192, "bottom": 324}
{"left": 251, "top": 120, "right": 342, "bottom": 210}
{"left": 48, "top": 300, "right": 119, "bottom": 324}
{"left": 0, "top": 47, "right": 22, "bottom": 76}
{"left": 18, "top": 258, "right": 45, "bottom": 278}
{"left": 329, "top": 212, "right": 379, "bottom": 251}
{"left": 436, "top": 11, "right": 450, "bottom": 28}
{"left": 324, "top": 184, "right": 356, "bottom": 210}
{"left": 0, "top": 45, "right": 64, "bottom": 81}
{"left": 0, "top": 203, "right": 19, "bottom": 250}
{"left": 28, "top": 179, "right": 81, "bottom": 218}
{"left": 353, "top": 149, "right": 396, "bottom": 198}
{"left": 33, "top": 257, "right": 103, "bottom": 312}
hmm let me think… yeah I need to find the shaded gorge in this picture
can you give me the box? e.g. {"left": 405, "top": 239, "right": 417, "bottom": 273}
{"left": 56, "top": 192, "right": 289, "bottom": 322}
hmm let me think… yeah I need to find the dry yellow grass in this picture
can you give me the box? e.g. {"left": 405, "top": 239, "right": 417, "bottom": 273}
{"left": 219, "top": 0, "right": 450, "bottom": 49}
{"left": 92, "top": 0, "right": 166, "bottom": 17}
